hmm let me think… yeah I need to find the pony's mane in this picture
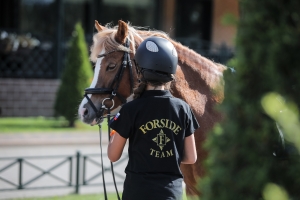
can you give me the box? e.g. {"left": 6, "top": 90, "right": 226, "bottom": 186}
{"left": 90, "top": 22, "right": 226, "bottom": 95}
{"left": 90, "top": 23, "right": 171, "bottom": 62}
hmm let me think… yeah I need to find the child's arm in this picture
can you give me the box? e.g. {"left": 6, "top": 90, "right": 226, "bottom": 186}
{"left": 181, "top": 134, "right": 197, "bottom": 164}
{"left": 107, "top": 131, "right": 127, "bottom": 162}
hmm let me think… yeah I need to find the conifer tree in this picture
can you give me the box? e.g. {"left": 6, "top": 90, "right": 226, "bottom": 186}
{"left": 200, "top": 0, "right": 300, "bottom": 199}
{"left": 54, "top": 23, "right": 92, "bottom": 127}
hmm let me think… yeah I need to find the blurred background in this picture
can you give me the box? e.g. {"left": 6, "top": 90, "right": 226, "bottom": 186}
{"left": 0, "top": 0, "right": 236, "bottom": 118}
{"left": 0, "top": 0, "right": 237, "bottom": 199}
{"left": 1, "top": 0, "right": 300, "bottom": 200}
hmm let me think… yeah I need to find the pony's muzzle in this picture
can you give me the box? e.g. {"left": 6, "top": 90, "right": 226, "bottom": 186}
{"left": 81, "top": 103, "right": 100, "bottom": 124}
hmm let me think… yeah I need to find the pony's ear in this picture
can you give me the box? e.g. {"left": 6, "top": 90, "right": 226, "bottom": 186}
{"left": 95, "top": 20, "right": 105, "bottom": 32}
{"left": 115, "top": 20, "right": 128, "bottom": 44}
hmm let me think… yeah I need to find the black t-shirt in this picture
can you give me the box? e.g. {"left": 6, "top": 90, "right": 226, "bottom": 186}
{"left": 109, "top": 90, "right": 199, "bottom": 200}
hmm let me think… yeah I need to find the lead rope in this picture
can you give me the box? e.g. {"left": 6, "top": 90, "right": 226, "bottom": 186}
{"left": 98, "top": 110, "right": 121, "bottom": 200}
{"left": 107, "top": 109, "right": 121, "bottom": 200}
{"left": 98, "top": 123, "right": 107, "bottom": 200}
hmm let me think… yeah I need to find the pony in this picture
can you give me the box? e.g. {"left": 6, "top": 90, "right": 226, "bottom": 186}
{"left": 78, "top": 20, "right": 226, "bottom": 197}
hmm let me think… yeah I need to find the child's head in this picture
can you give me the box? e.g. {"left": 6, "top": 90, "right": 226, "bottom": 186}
{"left": 134, "top": 37, "right": 178, "bottom": 84}
{"left": 133, "top": 37, "right": 178, "bottom": 98}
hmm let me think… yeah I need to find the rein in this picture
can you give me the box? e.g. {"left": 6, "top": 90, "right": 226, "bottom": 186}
{"left": 98, "top": 115, "right": 120, "bottom": 200}
{"left": 83, "top": 38, "right": 134, "bottom": 200}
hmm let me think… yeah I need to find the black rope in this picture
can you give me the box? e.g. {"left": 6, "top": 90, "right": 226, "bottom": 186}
{"left": 127, "top": 56, "right": 134, "bottom": 94}
{"left": 112, "top": 51, "right": 128, "bottom": 96}
{"left": 97, "top": 114, "right": 121, "bottom": 200}
{"left": 98, "top": 124, "right": 107, "bottom": 200}
{"left": 107, "top": 110, "right": 121, "bottom": 200}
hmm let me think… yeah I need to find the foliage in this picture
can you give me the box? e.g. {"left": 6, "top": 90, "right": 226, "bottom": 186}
{"left": 200, "top": 0, "right": 300, "bottom": 199}
{"left": 262, "top": 93, "right": 300, "bottom": 153}
{"left": 54, "top": 23, "right": 93, "bottom": 127}
{"left": 263, "top": 183, "right": 289, "bottom": 200}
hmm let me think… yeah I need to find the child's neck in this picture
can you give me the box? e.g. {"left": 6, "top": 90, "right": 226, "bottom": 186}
{"left": 146, "top": 85, "right": 165, "bottom": 91}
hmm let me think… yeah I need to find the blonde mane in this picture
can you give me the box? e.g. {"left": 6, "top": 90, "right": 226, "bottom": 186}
{"left": 90, "top": 23, "right": 171, "bottom": 62}
{"left": 90, "top": 22, "right": 226, "bottom": 102}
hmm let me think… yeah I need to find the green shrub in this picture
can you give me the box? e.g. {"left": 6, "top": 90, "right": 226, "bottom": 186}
{"left": 200, "top": 0, "right": 300, "bottom": 199}
{"left": 54, "top": 23, "right": 93, "bottom": 127}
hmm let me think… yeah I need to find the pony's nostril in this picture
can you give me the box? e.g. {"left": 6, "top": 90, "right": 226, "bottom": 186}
{"left": 84, "top": 109, "right": 88, "bottom": 116}
{"left": 80, "top": 107, "right": 88, "bottom": 117}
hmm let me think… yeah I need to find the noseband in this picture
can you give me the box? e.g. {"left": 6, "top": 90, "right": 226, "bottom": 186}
{"left": 84, "top": 38, "right": 134, "bottom": 123}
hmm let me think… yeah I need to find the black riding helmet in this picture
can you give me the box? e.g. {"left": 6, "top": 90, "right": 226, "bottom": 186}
{"left": 134, "top": 37, "right": 178, "bottom": 83}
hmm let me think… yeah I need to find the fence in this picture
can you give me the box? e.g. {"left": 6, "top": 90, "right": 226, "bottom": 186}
{"left": 0, "top": 151, "right": 128, "bottom": 194}
{"left": 0, "top": 30, "right": 60, "bottom": 79}
{"left": 0, "top": 45, "right": 57, "bottom": 79}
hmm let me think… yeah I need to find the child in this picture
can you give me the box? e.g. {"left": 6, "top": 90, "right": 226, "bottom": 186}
{"left": 108, "top": 36, "right": 199, "bottom": 200}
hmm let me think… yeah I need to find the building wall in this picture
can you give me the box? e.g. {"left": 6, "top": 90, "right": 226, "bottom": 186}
{"left": 212, "top": 0, "right": 239, "bottom": 47}
{"left": 161, "top": 0, "right": 176, "bottom": 38}
{"left": 0, "top": 79, "right": 60, "bottom": 117}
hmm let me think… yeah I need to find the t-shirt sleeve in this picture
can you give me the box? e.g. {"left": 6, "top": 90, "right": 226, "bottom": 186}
{"left": 185, "top": 107, "right": 200, "bottom": 137}
{"left": 109, "top": 106, "right": 132, "bottom": 139}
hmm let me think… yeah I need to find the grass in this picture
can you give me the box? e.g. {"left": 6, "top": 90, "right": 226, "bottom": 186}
{"left": 0, "top": 117, "right": 108, "bottom": 133}
{"left": 12, "top": 193, "right": 119, "bottom": 200}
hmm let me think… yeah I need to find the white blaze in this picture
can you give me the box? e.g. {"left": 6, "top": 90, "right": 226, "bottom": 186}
{"left": 78, "top": 50, "right": 105, "bottom": 121}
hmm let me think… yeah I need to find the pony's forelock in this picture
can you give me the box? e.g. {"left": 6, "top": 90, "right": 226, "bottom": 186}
{"left": 89, "top": 22, "right": 171, "bottom": 62}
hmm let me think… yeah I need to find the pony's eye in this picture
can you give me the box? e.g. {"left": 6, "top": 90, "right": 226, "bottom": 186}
{"left": 107, "top": 63, "right": 117, "bottom": 71}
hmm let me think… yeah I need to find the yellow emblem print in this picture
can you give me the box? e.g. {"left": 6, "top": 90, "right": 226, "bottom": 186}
{"left": 152, "top": 129, "right": 171, "bottom": 150}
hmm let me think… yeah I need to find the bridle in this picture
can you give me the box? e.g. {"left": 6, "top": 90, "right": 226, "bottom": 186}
{"left": 83, "top": 38, "right": 134, "bottom": 200}
{"left": 84, "top": 38, "right": 134, "bottom": 123}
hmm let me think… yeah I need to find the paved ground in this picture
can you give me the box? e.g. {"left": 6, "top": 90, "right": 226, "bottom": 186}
{"left": 0, "top": 131, "right": 106, "bottom": 146}
{"left": 0, "top": 131, "right": 127, "bottom": 200}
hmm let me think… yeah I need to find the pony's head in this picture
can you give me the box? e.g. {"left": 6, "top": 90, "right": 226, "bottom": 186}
{"left": 78, "top": 20, "right": 143, "bottom": 125}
